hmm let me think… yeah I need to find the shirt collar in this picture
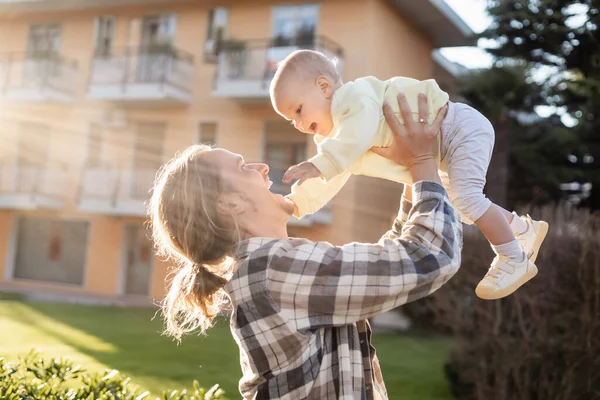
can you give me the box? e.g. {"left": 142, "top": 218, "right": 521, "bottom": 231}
{"left": 235, "top": 237, "right": 278, "bottom": 260}
{"left": 235, "top": 236, "right": 310, "bottom": 260}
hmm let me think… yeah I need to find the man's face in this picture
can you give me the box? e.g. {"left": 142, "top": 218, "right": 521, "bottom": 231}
{"left": 202, "top": 149, "right": 295, "bottom": 226}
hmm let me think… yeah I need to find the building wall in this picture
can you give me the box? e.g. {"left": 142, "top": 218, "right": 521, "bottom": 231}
{"left": 0, "top": 0, "right": 437, "bottom": 300}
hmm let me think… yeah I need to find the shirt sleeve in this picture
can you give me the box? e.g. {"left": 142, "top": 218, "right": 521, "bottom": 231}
{"left": 288, "top": 170, "right": 353, "bottom": 218}
{"left": 309, "top": 97, "right": 381, "bottom": 181}
{"left": 382, "top": 192, "right": 413, "bottom": 238}
{"left": 265, "top": 181, "right": 462, "bottom": 331}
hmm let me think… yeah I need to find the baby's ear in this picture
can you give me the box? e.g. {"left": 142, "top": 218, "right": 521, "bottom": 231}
{"left": 316, "top": 76, "right": 333, "bottom": 96}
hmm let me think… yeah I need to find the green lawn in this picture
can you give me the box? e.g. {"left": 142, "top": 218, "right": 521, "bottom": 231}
{"left": 0, "top": 300, "right": 452, "bottom": 399}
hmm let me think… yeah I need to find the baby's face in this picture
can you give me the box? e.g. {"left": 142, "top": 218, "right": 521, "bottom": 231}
{"left": 273, "top": 77, "right": 334, "bottom": 137}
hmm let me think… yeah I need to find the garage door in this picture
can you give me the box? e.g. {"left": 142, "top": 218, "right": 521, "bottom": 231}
{"left": 14, "top": 217, "right": 89, "bottom": 285}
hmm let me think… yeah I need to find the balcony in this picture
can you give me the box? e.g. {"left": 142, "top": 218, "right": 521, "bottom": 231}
{"left": 87, "top": 45, "right": 194, "bottom": 106}
{"left": 212, "top": 36, "right": 344, "bottom": 101}
{"left": 78, "top": 166, "right": 156, "bottom": 216}
{"left": 0, "top": 52, "right": 77, "bottom": 103}
{"left": 0, "top": 161, "right": 69, "bottom": 209}
{"left": 0, "top": 0, "right": 197, "bottom": 13}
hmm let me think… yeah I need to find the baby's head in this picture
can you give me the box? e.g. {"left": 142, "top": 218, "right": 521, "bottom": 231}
{"left": 270, "top": 49, "right": 341, "bottom": 137}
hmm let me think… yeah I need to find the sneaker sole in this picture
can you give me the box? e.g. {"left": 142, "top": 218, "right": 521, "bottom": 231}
{"left": 529, "top": 220, "right": 549, "bottom": 263}
{"left": 475, "top": 262, "right": 539, "bottom": 300}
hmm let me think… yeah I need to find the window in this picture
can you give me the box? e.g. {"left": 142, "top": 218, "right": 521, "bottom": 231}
{"left": 132, "top": 122, "right": 165, "bottom": 199}
{"left": 263, "top": 121, "right": 307, "bottom": 195}
{"left": 197, "top": 122, "right": 218, "bottom": 146}
{"left": 16, "top": 123, "right": 50, "bottom": 193}
{"left": 87, "top": 124, "right": 103, "bottom": 168}
{"left": 141, "top": 14, "right": 176, "bottom": 47}
{"left": 265, "top": 143, "right": 306, "bottom": 195}
{"left": 204, "top": 8, "right": 228, "bottom": 61}
{"left": 271, "top": 4, "right": 318, "bottom": 47}
{"left": 134, "top": 122, "right": 165, "bottom": 170}
{"left": 94, "top": 16, "right": 115, "bottom": 56}
{"left": 27, "top": 23, "right": 61, "bottom": 57}
{"left": 25, "top": 24, "right": 61, "bottom": 80}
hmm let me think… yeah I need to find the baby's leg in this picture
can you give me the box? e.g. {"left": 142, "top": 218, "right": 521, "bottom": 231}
{"left": 439, "top": 103, "right": 507, "bottom": 238}
{"left": 441, "top": 173, "right": 522, "bottom": 256}
{"left": 466, "top": 199, "right": 542, "bottom": 261}
{"left": 441, "top": 102, "right": 546, "bottom": 300}
{"left": 476, "top": 204, "right": 516, "bottom": 246}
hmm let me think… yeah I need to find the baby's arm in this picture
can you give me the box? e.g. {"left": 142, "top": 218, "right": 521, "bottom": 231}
{"left": 287, "top": 170, "right": 352, "bottom": 218}
{"left": 310, "top": 98, "right": 382, "bottom": 181}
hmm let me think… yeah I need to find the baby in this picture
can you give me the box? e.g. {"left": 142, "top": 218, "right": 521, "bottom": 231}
{"left": 269, "top": 49, "right": 549, "bottom": 300}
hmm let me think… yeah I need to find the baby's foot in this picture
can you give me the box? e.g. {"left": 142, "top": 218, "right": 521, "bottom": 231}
{"left": 513, "top": 214, "right": 549, "bottom": 263}
{"left": 475, "top": 253, "right": 538, "bottom": 300}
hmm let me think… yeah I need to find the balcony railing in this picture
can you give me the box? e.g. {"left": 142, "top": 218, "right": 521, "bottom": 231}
{"left": 213, "top": 36, "right": 344, "bottom": 100}
{"left": 0, "top": 52, "right": 78, "bottom": 102}
{"left": 88, "top": 45, "right": 194, "bottom": 105}
{"left": 78, "top": 165, "right": 157, "bottom": 216}
{"left": 0, "top": 160, "right": 69, "bottom": 209}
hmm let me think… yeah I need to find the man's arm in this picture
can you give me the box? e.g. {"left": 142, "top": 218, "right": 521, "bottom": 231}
{"left": 382, "top": 186, "right": 412, "bottom": 240}
{"left": 265, "top": 180, "right": 462, "bottom": 330}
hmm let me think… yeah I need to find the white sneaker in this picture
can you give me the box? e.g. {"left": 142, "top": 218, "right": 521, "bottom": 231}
{"left": 514, "top": 214, "right": 549, "bottom": 263}
{"left": 475, "top": 253, "right": 538, "bottom": 300}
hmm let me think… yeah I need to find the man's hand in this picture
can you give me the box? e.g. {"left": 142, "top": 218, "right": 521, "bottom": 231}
{"left": 283, "top": 161, "right": 322, "bottom": 186}
{"left": 371, "top": 93, "right": 447, "bottom": 169}
{"left": 371, "top": 93, "right": 447, "bottom": 184}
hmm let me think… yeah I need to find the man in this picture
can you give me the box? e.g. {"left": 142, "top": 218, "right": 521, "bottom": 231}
{"left": 148, "top": 94, "right": 461, "bottom": 399}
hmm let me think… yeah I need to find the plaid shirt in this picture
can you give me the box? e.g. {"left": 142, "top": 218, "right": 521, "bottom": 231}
{"left": 224, "top": 181, "right": 462, "bottom": 400}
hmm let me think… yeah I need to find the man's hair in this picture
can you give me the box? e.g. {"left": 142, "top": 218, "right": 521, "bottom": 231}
{"left": 270, "top": 49, "right": 340, "bottom": 100}
{"left": 148, "top": 145, "right": 241, "bottom": 339}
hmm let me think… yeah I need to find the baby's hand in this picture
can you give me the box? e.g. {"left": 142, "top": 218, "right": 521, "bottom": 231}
{"left": 283, "top": 162, "right": 322, "bottom": 186}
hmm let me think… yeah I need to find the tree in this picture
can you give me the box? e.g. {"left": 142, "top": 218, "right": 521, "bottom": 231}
{"left": 482, "top": 0, "right": 600, "bottom": 210}
{"left": 508, "top": 114, "right": 581, "bottom": 206}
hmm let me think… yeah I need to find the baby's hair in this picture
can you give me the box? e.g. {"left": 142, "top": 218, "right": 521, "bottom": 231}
{"left": 270, "top": 49, "right": 341, "bottom": 100}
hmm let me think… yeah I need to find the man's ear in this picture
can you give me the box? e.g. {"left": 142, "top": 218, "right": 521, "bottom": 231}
{"left": 217, "top": 192, "right": 246, "bottom": 216}
{"left": 316, "top": 76, "right": 334, "bottom": 97}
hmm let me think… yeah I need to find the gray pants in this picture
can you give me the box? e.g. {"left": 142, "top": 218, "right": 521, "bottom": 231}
{"left": 439, "top": 102, "right": 495, "bottom": 225}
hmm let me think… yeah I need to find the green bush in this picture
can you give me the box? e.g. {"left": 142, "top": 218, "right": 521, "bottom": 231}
{"left": 0, "top": 352, "right": 225, "bottom": 400}
{"left": 421, "top": 206, "right": 600, "bottom": 400}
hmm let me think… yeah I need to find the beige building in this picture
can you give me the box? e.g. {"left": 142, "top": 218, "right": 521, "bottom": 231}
{"left": 0, "top": 0, "right": 472, "bottom": 303}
